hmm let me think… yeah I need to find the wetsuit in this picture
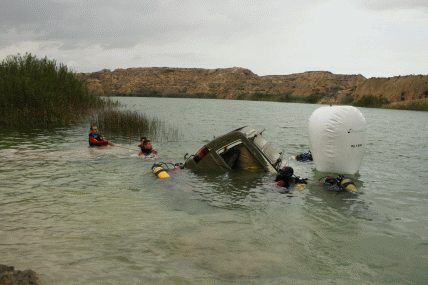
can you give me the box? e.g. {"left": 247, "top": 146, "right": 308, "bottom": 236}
{"left": 275, "top": 174, "right": 295, "bottom": 188}
{"left": 89, "top": 133, "right": 109, "bottom": 146}
{"left": 296, "top": 152, "right": 313, "bottom": 161}
{"left": 275, "top": 166, "right": 296, "bottom": 188}
{"left": 139, "top": 148, "right": 155, "bottom": 155}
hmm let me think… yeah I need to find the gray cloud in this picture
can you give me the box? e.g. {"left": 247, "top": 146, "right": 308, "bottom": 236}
{"left": 361, "top": 0, "right": 428, "bottom": 11}
{"left": 3, "top": 0, "right": 426, "bottom": 78}
{"left": 1, "top": 0, "right": 168, "bottom": 49}
{"left": 1, "top": 0, "right": 285, "bottom": 50}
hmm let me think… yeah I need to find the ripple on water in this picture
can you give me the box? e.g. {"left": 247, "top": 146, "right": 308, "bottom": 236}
{"left": 1, "top": 100, "right": 428, "bottom": 284}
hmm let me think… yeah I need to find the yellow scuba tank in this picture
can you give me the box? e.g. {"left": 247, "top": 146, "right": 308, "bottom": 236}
{"left": 152, "top": 164, "right": 170, "bottom": 179}
{"left": 340, "top": 178, "right": 358, "bottom": 192}
{"left": 242, "top": 165, "right": 263, "bottom": 171}
{"left": 294, "top": 183, "right": 307, "bottom": 189}
{"left": 322, "top": 175, "right": 358, "bottom": 193}
{"left": 291, "top": 183, "right": 307, "bottom": 193}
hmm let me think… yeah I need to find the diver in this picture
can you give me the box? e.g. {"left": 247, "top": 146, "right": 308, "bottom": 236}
{"left": 138, "top": 136, "right": 147, "bottom": 148}
{"left": 139, "top": 140, "right": 158, "bottom": 156}
{"left": 275, "top": 166, "right": 308, "bottom": 188}
{"left": 319, "top": 175, "right": 358, "bottom": 192}
{"left": 295, "top": 150, "right": 312, "bottom": 162}
{"left": 274, "top": 169, "right": 358, "bottom": 193}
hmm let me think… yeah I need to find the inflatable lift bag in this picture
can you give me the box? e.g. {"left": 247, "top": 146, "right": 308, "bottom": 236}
{"left": 308, "top": 106, "right": 366, "bottom": 174}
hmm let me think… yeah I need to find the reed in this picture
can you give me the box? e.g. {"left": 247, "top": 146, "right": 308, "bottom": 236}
{"left": 0, "top": 53, "right": 104, "bottom": 129}
{"left": 90, "top": 108, "right": 153, "bottom": 136}
{"left": 89, "top": 107, "right": 182, "bottom": 142}
{"left": 0, "top": 53, "right": 178, "bottom": 139}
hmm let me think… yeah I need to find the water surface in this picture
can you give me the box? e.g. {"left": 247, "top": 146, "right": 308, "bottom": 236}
{"left": 1, "top": 98, "right": 427, "bottom": 284}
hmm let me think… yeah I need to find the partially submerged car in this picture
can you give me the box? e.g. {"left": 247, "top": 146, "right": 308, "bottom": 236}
{"left": 184, "top": 126, "right": 283, "bottom": 173}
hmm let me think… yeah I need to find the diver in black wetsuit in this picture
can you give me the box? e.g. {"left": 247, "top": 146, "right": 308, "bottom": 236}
{"left": 295, "top": 151, "right": 312, "bottom": 161}
{"left": 139, "top": 140, "right": 158, "bottom": 155}
{"left": 275, "top": 166, "right": 308, "bottom": 188}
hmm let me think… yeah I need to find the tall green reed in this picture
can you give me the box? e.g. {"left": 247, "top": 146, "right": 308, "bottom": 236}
{"left": 89, "top": 107, "right": 182, "bottom": 143}
{"left": 0, "top": 53, "right": 181, "bottom": 142}
{"left": 0, "top": 53, "right": 104, "bottom": 130}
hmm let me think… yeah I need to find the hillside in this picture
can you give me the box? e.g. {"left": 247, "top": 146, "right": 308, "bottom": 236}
{"left": 77, "top": 67, "right": 428, "bottom": 105}
{"left": 353, "top": 75, "right": 428, "bottom": 102}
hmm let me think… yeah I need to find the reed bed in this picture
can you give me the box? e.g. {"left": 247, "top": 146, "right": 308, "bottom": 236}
{"left": 90, "top": 108, "right": 155, "bottom": 136}
{"left": 0, "top": 53, "right": 181, "bottom": 140}
{"left": 0, "top": 53, "right": 104, "bottom": 130}
{"left": 89, "top": 107, "right": 182, "bottom": 143}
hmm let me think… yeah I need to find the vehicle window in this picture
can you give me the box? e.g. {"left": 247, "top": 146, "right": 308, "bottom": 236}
{"left": 218, "top": 141, "right": 263, "bottom": 170}
{"left": 216, "top": 140, "right": 242, "bottom": 154}
{"left": 216, "top": 140, "right": 242, "bottom": 169}
{"left": 220, "top": 146, "right": 240, "bottom": 169}
{"left": 254, "top": 135, "right": 268, "bottom": 148}
{"left": 253, "top": 135, "right": 280, "bottom": 163}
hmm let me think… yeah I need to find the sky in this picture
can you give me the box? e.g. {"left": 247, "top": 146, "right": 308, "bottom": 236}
{"left": 1, "top": 0, "right": 427, "bottom": 78}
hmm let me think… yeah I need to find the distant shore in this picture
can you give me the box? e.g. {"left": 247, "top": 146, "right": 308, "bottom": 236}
{"left": 77, "top": 68, "right": 428, "bottom": 111}
{"left": 103, "top": 89, "right": 428, "bottom": 111}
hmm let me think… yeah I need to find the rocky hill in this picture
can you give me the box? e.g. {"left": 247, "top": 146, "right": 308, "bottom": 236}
{"left": 353, "top": 75, "right": 428, "bottom": 103}
{"left": 77, "top": 67, "right": 428, "bottom": 104}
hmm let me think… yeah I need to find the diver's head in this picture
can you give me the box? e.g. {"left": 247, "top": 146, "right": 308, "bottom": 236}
{"left": 279, "top": 166, "right": 294, "bottom": 177}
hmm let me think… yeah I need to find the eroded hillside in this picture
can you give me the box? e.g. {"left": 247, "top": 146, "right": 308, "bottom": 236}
{"left": 77, "top": 67, "right": 428, "bottom": 104}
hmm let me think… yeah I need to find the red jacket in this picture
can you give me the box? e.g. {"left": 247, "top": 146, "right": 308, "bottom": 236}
{"left": 89, "top": 133, "right": 109, "bottom": 146}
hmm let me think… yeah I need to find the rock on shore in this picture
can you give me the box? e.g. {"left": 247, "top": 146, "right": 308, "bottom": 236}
{"left": 0, "top": 264, "right": 41, "bottom": 285}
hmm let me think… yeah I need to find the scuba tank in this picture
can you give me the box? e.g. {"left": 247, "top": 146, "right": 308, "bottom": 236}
{"left": 321, "top": 175, "right": 357, "bottom": 192}
{"left": 340, "top": 177, "right": 358, "bottom": 192}
{"left": 151, "top": 162, "right": 184, "bottom": 179}
{"left": 151, "top": 163, "right": 170, "bottom": 179}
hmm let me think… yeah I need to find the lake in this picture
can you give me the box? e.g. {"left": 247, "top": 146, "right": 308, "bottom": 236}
{"left": 1, "top": 97, "right": 427, "bottom": 284}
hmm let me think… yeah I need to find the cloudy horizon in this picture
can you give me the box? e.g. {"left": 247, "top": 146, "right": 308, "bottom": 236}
{"left": 1, "top": 0, "right": 427, "bottom": 78}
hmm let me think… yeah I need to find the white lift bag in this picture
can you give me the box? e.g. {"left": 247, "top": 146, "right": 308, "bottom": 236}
{"left": 308, "top": 106, "right": 366, "bottom": 174}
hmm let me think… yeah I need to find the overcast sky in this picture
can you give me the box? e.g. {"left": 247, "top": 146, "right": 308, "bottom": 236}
{"left": 1, "top": 0, "right": 427, "bottom": 78}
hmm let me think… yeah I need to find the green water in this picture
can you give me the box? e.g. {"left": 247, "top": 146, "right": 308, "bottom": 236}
{"left": 1, "top": 98, "right": 427, "bottom": 284}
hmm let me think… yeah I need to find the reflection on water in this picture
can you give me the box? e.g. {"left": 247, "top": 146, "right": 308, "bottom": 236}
{"left": 1, "top": 98, "right": 428, "bottom": 284}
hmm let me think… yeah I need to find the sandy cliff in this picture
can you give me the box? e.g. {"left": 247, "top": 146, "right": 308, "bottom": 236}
{"left": 77, "top": 67, "right": 428, "bottom": 104}
{"left": 353, "top": 75, "right": 428, "bottom": 102}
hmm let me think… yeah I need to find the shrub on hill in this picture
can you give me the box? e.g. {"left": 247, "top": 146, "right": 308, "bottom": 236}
{"left": 106, "top": 89, "right": 217, "bottom": 99}
{"left": 306, "top": 93, "right": 323, "bottom": 104}
{"left": 341, "top": 95, "right": 354, "bottom": 105}
{"left": 353, "top": 95, "right": 389, "bottom": 108}
{"left": 235, "top": 92, "right": 323, "bottom": 104}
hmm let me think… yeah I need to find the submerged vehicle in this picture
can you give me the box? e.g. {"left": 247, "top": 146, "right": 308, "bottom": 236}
{"left": 184, "top": 126, "right": 283, "bottom": 173}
